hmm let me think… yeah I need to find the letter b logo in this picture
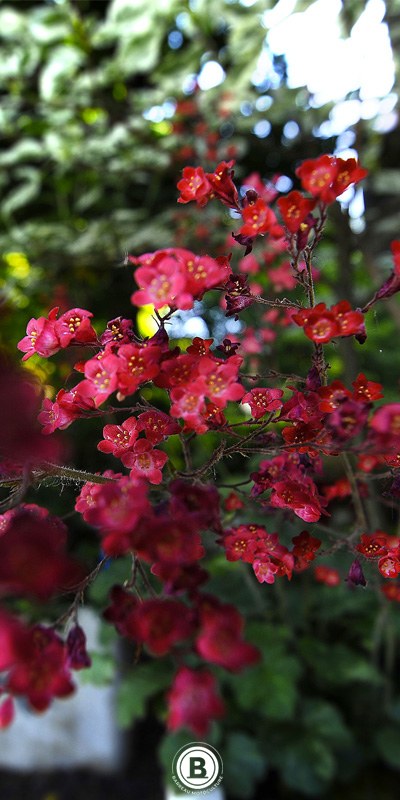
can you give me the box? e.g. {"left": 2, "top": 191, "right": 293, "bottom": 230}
{"left": 189, "top": 756, "right": 207, "bottom": 779}
{"left": 172, "top": 742, "right": 223, "bottom": 792}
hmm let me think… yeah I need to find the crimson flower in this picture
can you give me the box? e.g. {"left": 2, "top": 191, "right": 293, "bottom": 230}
{"left": 277, "top": 190, "right": 316, "bottom": 233}
{"left": 167, "top": 667, "right": 225, "bottom": 736}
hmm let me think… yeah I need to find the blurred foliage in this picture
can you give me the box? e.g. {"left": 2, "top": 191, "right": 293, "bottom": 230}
{"left": 1, "top": 0, "right": 400, "bottom": 798}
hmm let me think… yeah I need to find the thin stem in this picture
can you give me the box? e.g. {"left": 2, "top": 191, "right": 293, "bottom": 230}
{"left": 342, "top": 452, "right": 369, "bottom": 532}
{"left": 44, "top": 463, "right": 118, "bottom": 484}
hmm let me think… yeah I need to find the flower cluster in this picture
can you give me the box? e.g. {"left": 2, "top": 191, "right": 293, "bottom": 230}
{"left": 8, "top": 147, "right": 400, "bottom": 739}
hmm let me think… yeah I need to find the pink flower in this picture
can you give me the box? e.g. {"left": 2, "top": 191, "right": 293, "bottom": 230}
{"left": 167, "top": 667, "right": 225, "bottom": 736}
{"left": 242, "top": 387, "right": 283, "bottom": 419}
{"left": 55, "top": 307, "right": 97, "bottom": 347}
{"left": 122, "top": 439, "right": 168, "bottom": 484}
{"left": 196, "top": 602, "right": 259, "bottom": 672}
{"left": 17, "top": 307, "right": 61, "bottom": 361}
{"left": 97, "top": 417, "right": 139, "bottom": 457}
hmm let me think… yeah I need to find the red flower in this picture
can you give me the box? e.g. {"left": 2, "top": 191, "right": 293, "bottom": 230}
{"left": 206, "top": 160, "right": 239, "bottom": 209}
{"left": 0, "top": 609, "right": 29, "bottom": 672}
{"left": 79, "top": 476, "right": 150, "bottom": 556}
{"left": 97, "top": 417, "right": 139, "bottom": 457}
{"left": 277, "top": 190, "right": 316, "bottom": 233}
{"left": 292, "top": 530, "right": 321, "bottom": 571}
{"left": 137, "top": 410, "right": 181, "bottom": 444}
{"left": 293, "top": 301, "right": 365, "bottom": 344}
{"left": 241, "top": 387, "right": 283, "bottom": 419}
{"left": 331, "top": 157, "right": 368, "bottom": 197}
{"left": 370, "top": 403, "right": 400, "bottom": 436}
{"left": 135, "top": 513, "right": 205, "bottom": 565}
{"left": 352, "top": 373, "right": 383, "bottom": 403}
{"left": 0, "top": 505, "right": 84, "bottom": 601}
{"left": 378, "top": 553, "right": 400, "bottom": 579}
{"left": 314, "top": 565, "right": 341, "bottom": 586}
{"left": 55, "top": 307, "right": 97, "bottom": 347}
{"left": 322, "top": 478, "right": 352, "bottom": 504}
{"left": 177, "top": 166, "right": 212, "bottom": 206}
{"left": 270, "top": 479, "right": 325, "bottom": 523}
{"left": 238, "top": 198, "right": 283, "bottom": 239}
{"left": 99, "top": 316, "right": 134, "bottom": 346}
{"left": 116, "top": 342, "right": 162, "bottom": 397}
{"left": 7, "top": 625, "right": 75, "bottom": 712}
{"left": 17, "top": 307, "right": 61, "bottom": 361}
{"left": 167, "top": 667, "right": 224, "bottom": 736}
{"left": 382, "top": 583, "right": 400, "bottom": 602}
{"left": 356, "top": 532, "right": 388, "bottom": 559}
{"left": 224, "top": 491, "right": 245, "bottom": 512}
{"left": 124, "top": 598, "right": 194, "bottom": 656}
{"left": 84, "top": 351, "right": 120, "bottom": 405}
{"left": 130, "top": 248, "right": 231, "bottom": 311}
{"left": 197, "top": 357, "right": 245, "bottom": 409}
{"left": 296, "top": 155, "right": 367, "bottom": 204}
{"left": 197, "top": 603, "right": 259, "bottom": 672}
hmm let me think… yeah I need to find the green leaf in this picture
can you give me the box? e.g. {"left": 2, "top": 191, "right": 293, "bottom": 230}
{"left": 280, "top": 738, "right": 336, "bottom": 796}
{"left": 299, "top": 638, "right": 382, "bottom": 685}
{"left": 302, "top": 699, "right": 353, "bottom": 747}
{"left": 223, "top": 732, "right": 267, "bottom": 799}
{"left": 2, "top": 167, "right": 41, "bottom": 216}
{"left": 229, "top": 656, "right": 300, "bottom": 720}
{"left": 116, "top": 661, "right": 173, "bottom": 728}
{"left": 375, "top": 725, "right": 400, "bottom": 770}
{"left": 79, "top": 651, "right": 115, "bottom": 686}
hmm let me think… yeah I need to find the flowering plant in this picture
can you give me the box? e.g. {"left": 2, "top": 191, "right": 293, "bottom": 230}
{"left": 1, "top": 149, "right": 400, "bottom": 791}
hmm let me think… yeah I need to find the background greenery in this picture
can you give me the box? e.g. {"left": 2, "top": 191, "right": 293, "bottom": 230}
{"left": 1, "top": 0, "right": 400, "bottom": 797}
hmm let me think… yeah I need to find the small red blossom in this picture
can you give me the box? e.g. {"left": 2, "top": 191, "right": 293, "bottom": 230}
{"left": 167, "top": 667, "right": 225, "bottom": 736}
{"left": 314, "top": 565, "right": 341, "bottom": 586}
{"left": 207, "top": 160, "right": 240, "bottom": 209}
{"left": 122, "top": 439, "right": 168, "bottom": 484}
{"left": 137, "top": 410, "right": 181, "bottom": 444}
{"left": 197, "top": 602, "right": 259, "bottom": 672}
{"left": 296, "top": 155, "right": 367, "bottom": 204}
{"left": 224, "top": 491, "right": 245, "bottom": 512}
{"left": 242, "top": 387, "right": 283, "bottom": 419}
{"left": 177, "top": 166, "right": 212, "bottom": 206}
{"left": 131, "top": 249, "right": 231, "bottom": 311}
{"left": 99, "top": 317, "right": 134, "bottom": 346}
{"left": 7, "top": 625, "right": 75, "bottom": 712}
{"left": 0, "top": 505, "right": 84, "bottom": 601}
{"left": 84, "top": 352, "right": 120, "bottom": 405}
{"left": 378, "top": 553, "right": 400, "bottom": 579}
{"left": 135, "top": 514, "right": 205, "bottom": 565}
{"left": 293, "top": 301, "right": 365, "bottom": 344}
{"left": 116, "top": 343, "right": 162, "bottom": 397}
{"left": 356, "top": 532, "right": 389, "bottom": 559}
{"left": 270, "top": 479, "right": 326, "bottom": 523}
{"left": 17, "top": 307, "right": 61, "bottom": 361}
{"left": 381, "top": 583, "right": 400, "bottom": 602}
{"left": 292, "top": 530, "right": 321, "bottom": 571}
{"left": 122, "top": 598, "right": 194, "bottom": 656}
{"left": 97, "top": 417, "right": 139, "bottom": 457}
{"left": 352, "top": 373, "right": 383, "bottom": 403}
{"left": 238, "top": 198, "right": 284, "bottom": 239}
{"left": 277, "top": 190, "right": 316, "bottom": 233}
{"left": 55, "top": 307, "right": 97, "bottom": 347}
{"left": 77, "top": 476, "right": 150, "bottom": 556}
{"left": 66, "top": 625, "right": 91, "bottom": 670}
{"left": 370, "top": 404, "right": 400, "bottom": 437}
